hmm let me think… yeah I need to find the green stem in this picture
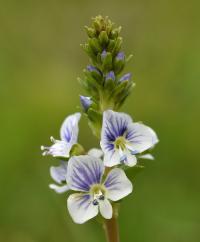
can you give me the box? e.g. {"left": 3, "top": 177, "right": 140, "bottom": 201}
{"left": 103, "top": 216, "right": 120, "bottom": 242}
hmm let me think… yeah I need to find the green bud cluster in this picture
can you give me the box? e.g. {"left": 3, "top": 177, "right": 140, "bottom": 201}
{"left": 79, "top": 15, "right": 134, "bottom": 137}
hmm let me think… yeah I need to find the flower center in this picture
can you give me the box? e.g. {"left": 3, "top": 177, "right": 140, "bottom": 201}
{"left": 114, "top": 136, "right": 127, "bottom": 150}
{"left": 90, "top": 184, "right": 106, "bottom": 206}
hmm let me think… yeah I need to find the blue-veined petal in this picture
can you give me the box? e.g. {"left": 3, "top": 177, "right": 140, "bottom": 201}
{"left": 104, "top": 168, "right": 133, "bottom": 201}
{"left": 66, "top": 155, "right": 105, "bottom": 192}
{"left": 50, "top": 161, "right": 68, "bottom": 184}
{"left": 101, "top": 110, "right": 132, "bottom": 153}
{"left": 103, "top": 150, "right": 121, "bottom": 167}
{"left": 126, "top": 122, "right": 159, "bottom": 153}
{"left": 99, "top": 199, "right": 112, "bottom": 219}
{"left": 67, "top": 193, "right": 98, "bottom": 224}
{"left": 60, "top": 113, "right": 81, "bottom": 144}
{"left": 49, "top": 184, "right": 69, "bottom": 194}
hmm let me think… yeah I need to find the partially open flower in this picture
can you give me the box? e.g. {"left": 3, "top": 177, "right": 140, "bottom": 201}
{"left": 101, "top": 110, "right": 158, "bottom": 167}
{"left": 66, "top": 155, "right": 133, "bottom": 224}
{"left": 41, "top": 113, "right": 81, "bottom": 158}
{"left": 80, "top": 95, "right": 92, "bottom": 111}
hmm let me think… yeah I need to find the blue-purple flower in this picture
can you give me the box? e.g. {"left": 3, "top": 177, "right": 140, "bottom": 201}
{"left": 41, "top": 113, "right": 81, "bottom": 158}
{"left": 49, "top": 161, "right": 69, "bottom": 193}
{"left": 66, "top": 155, "right": 132, "bottom": 224}
{"left": 100, "top": 110, "right": 158, "bottom": 167}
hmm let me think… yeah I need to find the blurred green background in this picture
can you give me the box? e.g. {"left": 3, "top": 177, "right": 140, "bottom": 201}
{"left": 1, "top": 0, "right": 200, "bottom": 241}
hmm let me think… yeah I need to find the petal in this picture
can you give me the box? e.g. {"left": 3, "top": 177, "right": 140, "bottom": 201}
{"left": 60, "top": 113, "right": 81, "bottom": 144}
{"left": 49, "top": 184, "right": 69, "bottom": 194}
{"left": 104, "top": 168, "right": 133, "bottom": 201}
{"left": 41, "top": 138, "right": 71, "bottom": 158}
{"left": 139, "top": 154, "right": 154, "bottom": 160}
{"left": 101, "top": 110, "right": 132, "bottom": 153}
{"left": 50, "top": 161, "right": 68, "bottom": 184}
{"left": 103, "top": 150, "right": 121, "bottom": 167}
{"left": 67, "top": 193, "right": 98, "bottom": 224}
{"left": 88, "top": 148, "right": 103, "bottom": 158}
{"left": 123, "top": 151, "right": 137, "bottom": 167}
{"left": 126, "top": 123, "right": 159, "bottom": 153}
{"left": 99, "top": 199, "right": 112, "bottom": 219}
{"left": 66, "top": 155, "right": 105, "bottom": 192}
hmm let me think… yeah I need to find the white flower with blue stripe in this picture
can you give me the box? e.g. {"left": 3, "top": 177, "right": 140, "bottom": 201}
{"left": 66, "top": 155, "right": 132, "bottom": 224}
{"left": 41, "top": 113, "right": 81, "bottom": 158}
{"left": 101, "top": 110, "right": 158, "bottom": 167}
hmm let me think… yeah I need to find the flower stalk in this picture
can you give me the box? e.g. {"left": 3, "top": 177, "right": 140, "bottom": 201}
{"left": 103, "top": 203, "right": 120, "bottom": 242}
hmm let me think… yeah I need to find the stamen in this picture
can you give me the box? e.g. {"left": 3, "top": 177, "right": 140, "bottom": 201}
{"left": 92, "top": 199, "right": 99, "bottom": 206}
{"left": 50, "top": 136, "right": 56, "bottom": 143}
{"left": 99, "top": 194, "right": 105, "bottom": 200}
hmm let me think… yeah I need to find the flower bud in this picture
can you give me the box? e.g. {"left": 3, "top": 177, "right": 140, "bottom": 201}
{"left": 119, "top": 73, "right": 132, "bottom": 82}
{"left": 80, "top": 95, "right": 92, "bottom": 111}
{"left": 99, "top": 31, "right": 109, "bottom": 46}
{"left": 86, "top": 65, "right": 102, "bottom": 83}
{"left": 114, "top": 52, "right": 125, "bottom": 74}
{"left": 101, "top": 51, "right": 112, "bottom": 72}
{"left": 105, "top": 71, "right": 115, "bottom": 82}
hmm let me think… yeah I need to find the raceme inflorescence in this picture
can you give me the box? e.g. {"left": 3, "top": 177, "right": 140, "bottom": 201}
{"left": 41, "top": 15, "right": 158, "bottom": 242}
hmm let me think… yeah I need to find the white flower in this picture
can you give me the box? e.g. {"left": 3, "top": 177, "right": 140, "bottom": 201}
{"left": 66, "top": 155, "right": 133, "bottom": 224}
{"left": 41, "top": 113, "right": 81, "bottom": 158}
{"left": 100, "top": 110, "right": 158, "bottom": 167}
{"left": 49, "top": 161, "right": 69, "bottom": 194}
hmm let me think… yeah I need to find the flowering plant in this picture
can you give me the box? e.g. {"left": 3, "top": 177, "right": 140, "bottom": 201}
{"left": 41, "top": 15, "right": 158, "bottom": 242}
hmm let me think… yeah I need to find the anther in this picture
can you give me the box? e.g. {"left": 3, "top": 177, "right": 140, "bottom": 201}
{"left": 99, "top": 194, "right": 105, "bottom": 200}
{"left": 92, "top": 199, "right": 99, "bottom": 206}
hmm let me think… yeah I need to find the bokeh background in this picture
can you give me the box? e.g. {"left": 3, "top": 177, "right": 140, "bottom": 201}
{"left": 1, "top": 0, "right": 200, "bottom": 241}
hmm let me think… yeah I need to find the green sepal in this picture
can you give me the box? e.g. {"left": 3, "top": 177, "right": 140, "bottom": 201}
{"left": 113, "top": 57, "right": 125, "bottom": 74}
{"left": 81, "top": 43, "right": 97, "bottom": 62}
{"left": 88, "top": 38, "right": 102, "bottom": 54}
{"left": 70, "top": 143, "right": 85, "bottom": 156}
{"left": 107, "top": 39, "right": 115, "bottom": 52}
{"left": 111, "top": 80, "right": 129, "bottom": 97}
{"left": 112, "top": 37, "right": 123, "bottom": 56}
{"left": 78, "top": 77, "right": 99, "bottom": 97}
{"left": 84, "top": 68, "right": 102, "bottom": 85}
{"left": 99, "top": 31, "right": 109, "bottom": 47}
{"left": 126, "top": 54, "right": 133, "bottom": 63}
{"left": 84, "top": 26, "right": 96, "bottom": 38}
{"left": 104, "top": 78, "right": 115, "bottom": 92}
{"left": 102, "top": 52, "right": 112, "bottom": 72}
{"left": 87, "top": 108, "right": 102, "bottom": 138}
{"left": 110, "top": 26, "right": 122, "bottom": 39}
